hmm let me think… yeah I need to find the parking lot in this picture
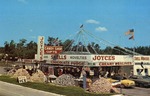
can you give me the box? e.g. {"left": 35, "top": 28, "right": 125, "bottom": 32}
{"left": 118, "top": 87, "right": 150, "bottom": 96}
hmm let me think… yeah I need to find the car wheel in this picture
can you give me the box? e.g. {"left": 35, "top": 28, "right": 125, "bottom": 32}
{"left": 135, "top": 82, "right": 138, "bottom": 87}
{"left": 143, "top": 84, "right": 148, "bottom": 88}
{"left": 120, "top": 84, "right": 125, "bottom": 88}
{"left": 139, "top": 83, "right": 143, "bottom": 87}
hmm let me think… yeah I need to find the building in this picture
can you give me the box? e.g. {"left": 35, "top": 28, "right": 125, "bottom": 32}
{"left": 34, "top": 36, "right": 150, "bottom": 78}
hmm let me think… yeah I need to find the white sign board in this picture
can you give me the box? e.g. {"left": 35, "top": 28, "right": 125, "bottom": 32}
{"left": 37, "top": 36, "right": 44, "bottom": 61}
{"left": 134, "top": 56, "right": 150, "bottom": 63}
{"left": 17, "top": 76, "right": 27, "bottom": 83}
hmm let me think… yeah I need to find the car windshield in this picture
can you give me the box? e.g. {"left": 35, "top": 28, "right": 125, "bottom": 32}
{"left": 112, "top": 76, "right": 125, "bottom": 80}
{"left": 142, "top": 76, "right": 150, "bottom": 80}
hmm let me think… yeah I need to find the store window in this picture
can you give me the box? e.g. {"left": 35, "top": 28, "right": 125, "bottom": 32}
{"left": 136, "top": 69, "right": 140, "bottom": 75}
{"left": 145, "top": 69, "right": 148, "bottom": 76}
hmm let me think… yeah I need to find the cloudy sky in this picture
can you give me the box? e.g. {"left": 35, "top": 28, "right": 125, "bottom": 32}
{"left": 0, "top": 0, "right": 150, "bottom": 48}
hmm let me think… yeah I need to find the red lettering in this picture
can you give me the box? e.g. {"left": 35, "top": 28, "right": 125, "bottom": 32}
{"left": 111, "top": 56, "right": 115, "bottom": 60}
{"left": 58, "top": 55, "right": 66, "bottom": 60}
{"left": 39, "top": 37, "right": 44, "bottom": 61}
{"left": 141, "top": 57, "right": 149, "bottom": 60}
{"left": 134, "top": 57, "right": 140, "bottom": 60}
{"left": 93, "top": 55, "right": 115, "bottom": 61}
{"left": 93, "top": 56, "right": 96, "bottom": 60}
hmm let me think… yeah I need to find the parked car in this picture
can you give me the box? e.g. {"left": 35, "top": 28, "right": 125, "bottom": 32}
{"left": 111, "top": 75, "right": 135, "bottom": 88}
{"left": 107, "top": 78, "right": 121, "bottom": 87}
{"left": 129, "top": 75, "right": 150, "bottom": 88}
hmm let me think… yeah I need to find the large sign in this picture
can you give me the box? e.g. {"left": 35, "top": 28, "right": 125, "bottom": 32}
{"left": 44, "top": 46, "right": 62, "bottom": 54}
{"left": 50, "top": 60, "right": 87, "bottom": 66}
{"left": 37, "top": 36, "right": 44, "bottom": 61}
{"left": 91, "top": 55, "right": 133, "bottom": 62}
{"left": 49, "top": 54, "right": 91, "bottom": 61}
{"left": 99, "top": 62, "right": 132, "bottom": 66}
{"left": 134, "top": 56, "right": 150, "bottom": 63}
{"left": 92, "top": 55, "right": 115, "bottom": 61}
{"left": 43, "top": 54, "right": 134, "bottom": 66}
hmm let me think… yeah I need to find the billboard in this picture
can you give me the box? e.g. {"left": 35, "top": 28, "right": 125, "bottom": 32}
{"left": 44, "top": 46, "right": 63, "bottom": 54}
{"left": 37, "top": 36, "right": 44, "bottom": 61}
{"left": 134, "top": 56, "right": 150, "bottom": 63}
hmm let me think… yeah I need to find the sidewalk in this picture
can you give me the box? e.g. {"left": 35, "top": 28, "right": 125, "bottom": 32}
{"left": 0, "top": 81, "right": 64, "bottom": 96}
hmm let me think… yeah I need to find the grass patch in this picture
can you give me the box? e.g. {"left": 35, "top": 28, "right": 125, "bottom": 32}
{"left": 0, "top": 75, "right": 113, "bottom": 96}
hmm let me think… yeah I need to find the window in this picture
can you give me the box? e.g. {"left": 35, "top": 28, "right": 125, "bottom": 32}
{"left": 145, "top": 69, "right": 148, "bottom": 75}
{"left": 145, "top": 69, "right": 148, "bottom": 73}
{"left": 137, "top": 69, "right": 140, "bottom": 75}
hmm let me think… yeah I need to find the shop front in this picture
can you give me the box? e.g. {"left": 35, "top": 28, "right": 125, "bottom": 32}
{"left": 91, "top": 55, "right": 133, "bottom": 78}
{"left": 36, "top": 53, "right": 134, "bottom": 79}
{"left": 35, "top": 36, "right": 134, "bottom": 78}
{"left": 134, "top": 56, "right": 150, "bottom": 76}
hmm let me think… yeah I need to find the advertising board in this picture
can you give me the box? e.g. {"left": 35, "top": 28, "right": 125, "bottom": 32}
{"left": 37, "top": 36, "right": 44, "bottom": 61}
{"left": 44, "top": 46, "right": 62, "bottom": 54}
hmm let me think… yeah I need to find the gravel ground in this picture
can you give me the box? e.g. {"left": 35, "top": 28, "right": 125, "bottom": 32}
{"left": 0, "top": 67, "right": 6, "bottom": 75}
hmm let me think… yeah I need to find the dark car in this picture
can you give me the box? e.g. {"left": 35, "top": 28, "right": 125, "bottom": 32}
{"left": 129, "top": 75, "right": 150, "bottom": 88}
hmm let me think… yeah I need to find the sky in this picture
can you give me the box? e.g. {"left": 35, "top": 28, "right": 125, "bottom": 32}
{"left": 0, "top": 0, "right": 150, "bottom": 49}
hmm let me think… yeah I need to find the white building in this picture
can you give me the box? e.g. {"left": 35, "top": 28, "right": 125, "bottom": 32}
{"left": 35, "top": 36, "right": 150, "bottom": 76}
{"left": 134, "top": 56, "right": 150, "bottom": 76}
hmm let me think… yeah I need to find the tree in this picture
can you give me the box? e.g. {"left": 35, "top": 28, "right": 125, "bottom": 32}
{"left": 62, "top": 39, "right": 73, "bottom": 51}
{"left": 94, "top": 44, "right": 101, "bottom": 54}
{"left": 4, "top": 41, "right": 9, "bottom": 54}
{"left": 104, "top": 46, "right": 113, "bottom": 54}
{"left": 16, "top": 39, "right": 27, "bottom": 59}
{"left": 47, "top": 36, "right": 55, "bottom": 46}
{"left": 1, "top": 36, "right": 150, "bottom": 61}
{"left": 26, "top": 41, "right": 37, "bottom": 59}
{"left": 9, "top": 40, "right": 16, "bottom": 55}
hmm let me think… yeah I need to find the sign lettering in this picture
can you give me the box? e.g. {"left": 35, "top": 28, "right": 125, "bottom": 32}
{"left": 70, "top": 56, "right": 87, "bottom": 60}
{"left": 99, "top": 62, "right": 132, "bottom": 66}
{"left": 134, "top": 56, "right": 150, "bottom": 61}
{"left": 44, "top": 46, "right": 62, "bottom": 54}
{"left": 17, "top": 76, "right": 27, "bottom": 83}
{"left": 50, "top": 60, "right": 86, "bottom": 66}
{"left": 39, "top": 37, "right": 44, "bottom": 61}
{"left": 93, "top": 55, "right": 115, "bottom": 61}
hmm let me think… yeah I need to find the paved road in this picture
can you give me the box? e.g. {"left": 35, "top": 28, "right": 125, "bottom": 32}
{"left": 0, "top": 81, "right": 63, "bottom": 96}
{"left": 119, "top": 87, "right": 150, "bottom": 96}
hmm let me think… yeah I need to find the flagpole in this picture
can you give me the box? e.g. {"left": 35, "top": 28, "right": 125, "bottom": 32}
{"left": 132, "top": 30, "right": 135, "bottom": 76}
{"left": 125, "top": 29, "right": 135, "bottom": 74}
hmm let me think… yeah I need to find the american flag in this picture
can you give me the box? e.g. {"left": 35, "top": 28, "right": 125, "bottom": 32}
{"left": 125, "top": 29, "right": 134, "bottom": 35}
